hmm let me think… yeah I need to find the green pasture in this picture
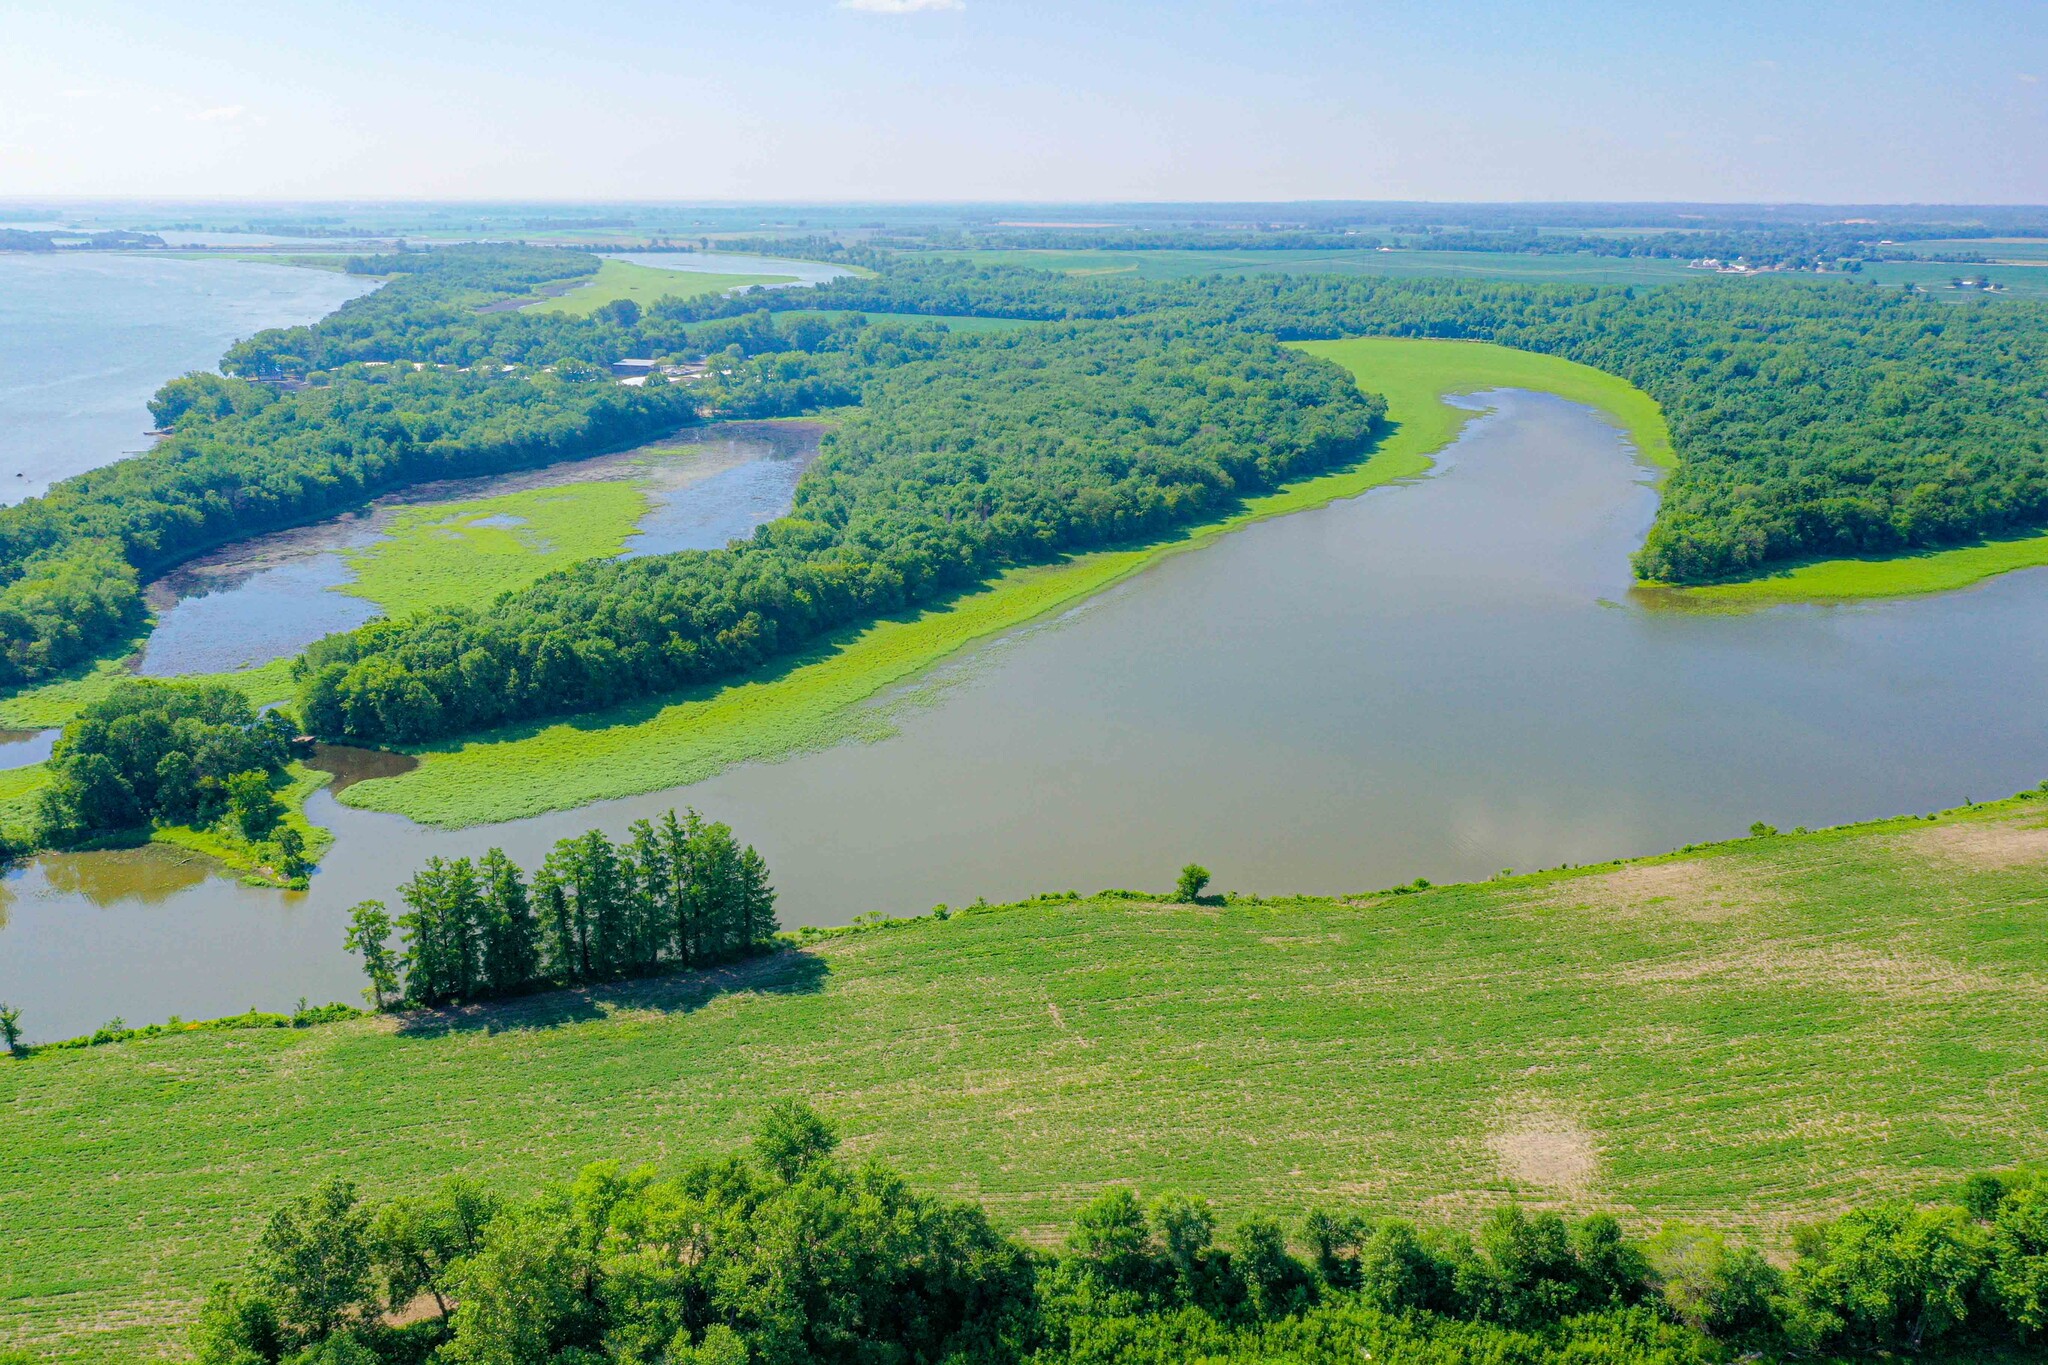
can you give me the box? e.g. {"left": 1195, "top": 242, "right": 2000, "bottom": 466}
{"left": 1886, "top": 238, "right": 2048, "bottom": 262}
{"left": 524, "top": 259, "right": 794, "bottom": 315}
{"left": 9, "top": 794, "right": 2048, "bottom": 1361}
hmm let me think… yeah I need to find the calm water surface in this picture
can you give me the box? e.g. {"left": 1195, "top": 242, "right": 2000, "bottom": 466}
{"left": 7, "top": 392, "right": 2048, "bottom": 1039}
{"left": 138, "top": 425, "right": 816, "bottom": 676}
{"left": 0, "top": 254, "right": 372, "bottom": 502}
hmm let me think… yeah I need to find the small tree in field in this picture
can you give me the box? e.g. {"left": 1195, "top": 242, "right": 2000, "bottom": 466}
{"left": 0, "top": 1003, "right": 21, "bottom": 1056}
{"left": 1176, "top": 864, "right": 1211, "bottom": 903}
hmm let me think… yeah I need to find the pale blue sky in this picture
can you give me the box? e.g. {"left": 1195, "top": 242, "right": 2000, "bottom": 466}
{"left": 2, "top": 0, "right": 2042, "bottom": 202}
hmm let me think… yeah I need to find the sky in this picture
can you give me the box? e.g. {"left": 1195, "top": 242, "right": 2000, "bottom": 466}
{"left": 2, "top": 0, "right": 2043, "bottom": 204}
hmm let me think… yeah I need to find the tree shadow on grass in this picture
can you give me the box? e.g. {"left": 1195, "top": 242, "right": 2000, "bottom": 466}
{"left": 393, "top": 946, "right": 829, "bottom": 1039}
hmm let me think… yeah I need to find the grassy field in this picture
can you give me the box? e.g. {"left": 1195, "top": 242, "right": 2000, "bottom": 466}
{"left": 338, "top": 339, "right": 1661, "bottom": 826}
{"left": 929, "top": 247, "right": 1713, "bottom": 286}
{"left": 526, "top": 259, "right": 794, "bottom": 315}
{"left": 9, "top": 793, "right": 2048, "bottom": 1361}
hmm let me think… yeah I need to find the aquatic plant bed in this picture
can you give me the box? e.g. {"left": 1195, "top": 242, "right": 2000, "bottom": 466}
{"left": 6, "top": 795, "right": 2048, "bottom": 1360}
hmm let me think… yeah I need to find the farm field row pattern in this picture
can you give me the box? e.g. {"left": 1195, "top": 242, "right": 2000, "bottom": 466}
{"left": 6, "top": 794, "right": 2048, "bottom": 1361}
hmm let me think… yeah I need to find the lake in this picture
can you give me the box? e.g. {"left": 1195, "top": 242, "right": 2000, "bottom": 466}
{"left": 0, "top": 253, "right": 373, "bottom": 502}
{"left": 6, "top": 391, "right": 2048, "bottom": 1040}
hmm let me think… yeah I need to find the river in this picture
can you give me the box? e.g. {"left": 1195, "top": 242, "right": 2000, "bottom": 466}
{"left": 0, "top": 253, "right": 373, "bottom": 502}
{"left": 6, "top": 389, "right": 2048, "bottom": 1040}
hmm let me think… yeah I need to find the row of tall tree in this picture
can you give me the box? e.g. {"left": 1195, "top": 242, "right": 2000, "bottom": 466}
{"left": 345, "top": 809, "right": 776, "bottom": 1009}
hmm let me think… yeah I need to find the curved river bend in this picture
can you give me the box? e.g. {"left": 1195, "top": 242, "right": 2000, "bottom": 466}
{"left": 7, "top": 391, "right": 2048, "bottom": 1039}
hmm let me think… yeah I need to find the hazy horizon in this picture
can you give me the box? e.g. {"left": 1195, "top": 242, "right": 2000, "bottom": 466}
{"left": 5, "top": 0, "right": 2042, "bottom": 204}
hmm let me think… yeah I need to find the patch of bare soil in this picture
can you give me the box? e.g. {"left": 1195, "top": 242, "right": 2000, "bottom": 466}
{"left": 1898, "top": 819, "right": 2048, "bottom": 872}
{"left": 1540, "top": 859, "right": 1777, "bottom": 923}
{"left": 1485, "top": 1102, "right": 1598, "bottom": 1196}
{"left": 1613, "top": 941, "right": 2028, "bottom": 997}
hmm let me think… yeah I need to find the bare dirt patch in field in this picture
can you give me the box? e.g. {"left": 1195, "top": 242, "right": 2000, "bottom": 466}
{"left": 1539, "top": 859, "right": 1779, "bottom": 923}
{"left": 1898, "top": 819, "right": 2048, "bottom": 872}
{"left": 1486, "top": 1102, "right": 1598, "bottom": 1196}
{"left": 1614, "top": 941, "right": 2029, "bottom": 997}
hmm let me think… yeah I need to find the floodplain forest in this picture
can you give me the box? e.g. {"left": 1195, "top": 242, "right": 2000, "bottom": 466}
{"left": 0, "top": 242, "right": 2042, "bottom": 759}
{"left": 191, "top": 1101, "right": 2048, "bottom": 1365}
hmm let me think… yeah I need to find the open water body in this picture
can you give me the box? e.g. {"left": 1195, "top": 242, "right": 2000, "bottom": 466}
{"left": 136, "top": 424, "right": 817, "bottom": 677}
{"left": 7, "top": 392, "right": 2048, "bottom": 1039}
{"left": 0, "top": 254, "right": 372, "bottom": 502}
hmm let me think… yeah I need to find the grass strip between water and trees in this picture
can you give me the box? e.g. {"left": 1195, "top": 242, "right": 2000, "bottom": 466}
{"left": 333, "top": 338, "right": 1667, "bottom": 827}
{"left": 8, "top": 791, "right": 2048, "bottom": 1361}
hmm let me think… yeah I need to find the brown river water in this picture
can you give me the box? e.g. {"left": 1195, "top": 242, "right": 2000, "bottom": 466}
{"left": 6, "top": 392, "right": 2048, "bottom": 1040}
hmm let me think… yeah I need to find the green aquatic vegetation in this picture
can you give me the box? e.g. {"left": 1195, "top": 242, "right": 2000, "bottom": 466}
{"left": 1293, "top": 336, "right": 1675, "bottom": 472}
{"left": 526, "top": 259, "right": 795, "bottom": 315}
{"left": 8, "top": 797, "right": 2048, "bottom": 1361}
{"left": 1643, "top": 530, "right": 2048, "bottom": 608}
{"left": 339, "top": 480, "right": 652, "bottom": 617}
{"left": 338, "top": 337, "right": 1646, "bottom": 826}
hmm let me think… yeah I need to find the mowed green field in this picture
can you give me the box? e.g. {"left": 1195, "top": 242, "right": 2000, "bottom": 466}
{"left": 526, "top": 258, "right": 795, "bottom": 315}
{"left": 9, "top": 796, "right": 2048, "bottom": 1360}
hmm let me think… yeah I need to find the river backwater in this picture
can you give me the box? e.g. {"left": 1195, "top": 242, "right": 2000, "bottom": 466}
{"left": 137, "top": 423, "right": 816, "bottom": 676}
{"left": 7, "top": 391, "right": 2048, "bottom": 1039}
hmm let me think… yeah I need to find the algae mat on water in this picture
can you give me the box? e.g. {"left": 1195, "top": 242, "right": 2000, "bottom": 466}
{"left": 9, "top": 797, "right": 2048, "bottom": 1361}
{"left": 338, "top": 480, "right": 651, "bottom": 616}
{"left": 339, "top": 338, "right": 1672, "bottom": 827}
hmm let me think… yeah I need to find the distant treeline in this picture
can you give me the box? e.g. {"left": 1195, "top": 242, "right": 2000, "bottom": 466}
{"left": 702, "top": 260, "right": 2048, "bottom": 582}
{"left": 0, "top": 228, "right": 163, "bottom": 252}
{"left": 191, "top": 1101, "right": 2048, "bottom": 1365}
{"left": 344, "top": 809, "right": 776, "bottom": 1009}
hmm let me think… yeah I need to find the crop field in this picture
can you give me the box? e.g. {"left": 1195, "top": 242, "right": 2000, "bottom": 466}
{"left": 337, "top": 339, "right": 1663, "bottom": 826}
{"left": 930, "top": 247, "right": 1714, "bottom": 286}
{"left": 8, "top": 793, "right": 2048, "bottom": 1360}
{"left": 1854, "top": 259, "right": 2048, "bottom": 300}
{"left": 525, "top": 258, "right": 795, "bottom": 314}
